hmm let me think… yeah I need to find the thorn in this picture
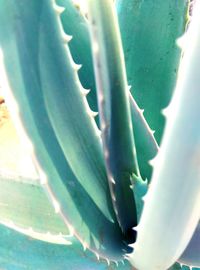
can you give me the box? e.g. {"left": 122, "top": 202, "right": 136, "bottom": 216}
{"left": 83, "top": 98, "right": 98, "bottom": 118}
{"left": 148, "top": 159, "right": 154, "bottom": 167}
{"left": 115, "top": 261, "right": 119, "bottom": 267}
{"left": 139, "top": 108, "right": 144, "bottom": 114}
{"left": 73, "top": 63, "right": 82, "bottom": 71}
{"left": 115, "top": 207, "right": 119, "bottom": 216}
{"left": 111, "top": 193, "right": 116, "bottom": 202}
{"left": 89, "top": 110, "right": 98, "bottom": 118}
{"left": 130, "top": 184, "right": 134, "bottom": 189}
{"left": 128, "top": 85, "right": 132, "bottom": 91}
{"left": 150, "top": 129, "right": 155, "bottom": 135}
{"left": 142, "top": 192, "right": 149, "bottom": 203}
{"left": 110, "top": 177, "right": 116, "bottom": 185}
{"left": 62, "top": 33, "right": 73, "bottom": 43}
{"left": 176, "top": 33, "right": 188, "bottom": 50}
{"left": 143, "top": 178, "right": 148, "bottom": 184}
{"left": 106, "top": 258, "right": 110, "bottom": 266}
{"left": 53, "top": 3, "right": 65, "bottom": 15}
{"left": 161, "top": 108, "right": 168, "bottom": 117}
{"left": 81, "top": 88, "right": 91, "bottom": 96}
{"left": 128, "top": 242, "right": 136, "bottom": 249}
{"left": 121, "top": 260, "right": 125, "bottom": 265}
{"left": 132, "top": 224, "right": 139, "bottom": 232}
{"left": 96, "top": 128, "right": 102, "bottom": 137}
{"left": 123, "top": 254, "right": 131, "bottom": 260}
{"left": 161, "top": 106, "right": 170, "bottom": 117}
{"left": 82, "top": 241, "right": 87, "bottom": 251}
{"left": 110, "top": 219, "right": 115, "bottom": 224}
{"left": 95, "top": 252, "right": 100, "bottom": 261}
{"left": 148, "top": 155, "right": 158, "bottom": 167}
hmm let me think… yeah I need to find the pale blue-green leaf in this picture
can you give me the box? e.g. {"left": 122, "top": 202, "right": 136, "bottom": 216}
{"left": 130, "top": 2, "right": 200, "bottom": 268}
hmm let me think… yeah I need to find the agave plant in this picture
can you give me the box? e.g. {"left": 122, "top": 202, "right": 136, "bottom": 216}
{"left": 0, "top": 0, "right": 199, "bottom": 269}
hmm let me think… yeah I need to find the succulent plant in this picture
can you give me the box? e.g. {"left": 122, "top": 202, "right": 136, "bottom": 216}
{"left": 0, "top": 0, "right": 199, "bottom": 269}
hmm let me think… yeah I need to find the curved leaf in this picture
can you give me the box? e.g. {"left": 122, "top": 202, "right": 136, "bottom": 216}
{"left": 58, "top": 0, "right": 158, "bottom": 181}
{"left": 0, "top": 177, "right": 70, "bottom": 241}
{"left": 0, "top": 0, "right": 131, "bottom": 260}
{"left": 0, "top": 224, "right": 132, "bottom": 270}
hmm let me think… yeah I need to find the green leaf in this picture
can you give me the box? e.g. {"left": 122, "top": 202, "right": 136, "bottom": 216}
{"left": 38, "top": 0, "right": 112, "bottom": 222}
{"left": 0, "top": 176, "right": 70, "bottom": 241}
{"left": 116, "top": 0, "right": 188, "bottom": 144}
{"left": 88, "top": 0, "right": 140, "bottom": 235}
{"left": 0, "top": 0, "right": 131, "bottom": 260}
{"left": 130, "top": 2, "right": 200, "bottom": 268}
{"left": 129, "top": 95, "right": 159, "bottom": 180}
{"left": 56, "top": 0, "right": 98, "bottom": 115}
{"left": 0, "top": 223, "right": 133, "bottom": 270}
{"left": 58, "top": 0, "right": 158, "bottom": 181}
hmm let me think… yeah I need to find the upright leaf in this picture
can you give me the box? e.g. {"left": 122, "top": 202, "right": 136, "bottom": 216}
{"left": 116, "top": 0, "right": 188, "bottom": 143}
{"left": 88, "top": 0, "right": 142, "bottom": 234}
{"left": 58, "top": 0, "right": 158, "bottom": 181}
{"left": 130, "top": 2, "right": 200, "bottom": 268}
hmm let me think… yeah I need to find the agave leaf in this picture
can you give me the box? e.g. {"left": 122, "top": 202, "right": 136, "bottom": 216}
{"left": 179, "top": 222, "right": 200, "bottom": 267}
{"left": 35, "top": 0, "right": 112, "bottom": 224}
{"left": 0, "top": 0, "right": 131, "bottom": 260}
{"left": 129, "top": 95, "right": 159, "bottom": 180}
{"left": 0, "top": 224, "right": 133, "bottom": 270}
{"left": 130, "top": 2, "right": 200, "bottom": 268}
{"left": 57, "top": 0, "right": 158, "bottom": 181}
{"left": 56, "top": 0, "right": 98, "bottom": 115}
{"left": 87, "top": 0, "right": 142, "bottom": 235}
{"left": 0, "top": 176, "right": 71, "bottom": 241}
{"left": 116, "top": 0, "right": 188, "bottom": 144}
{"left": 37, "top": 0, "right": 127, "bottom": 227}
{"left": 0, "top": 106, "right": 69, "bottom": 241}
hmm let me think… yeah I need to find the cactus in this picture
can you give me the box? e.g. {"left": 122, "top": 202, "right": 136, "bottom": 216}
{"left": 0, "top": 0, "right": 199, "bottom": 269}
